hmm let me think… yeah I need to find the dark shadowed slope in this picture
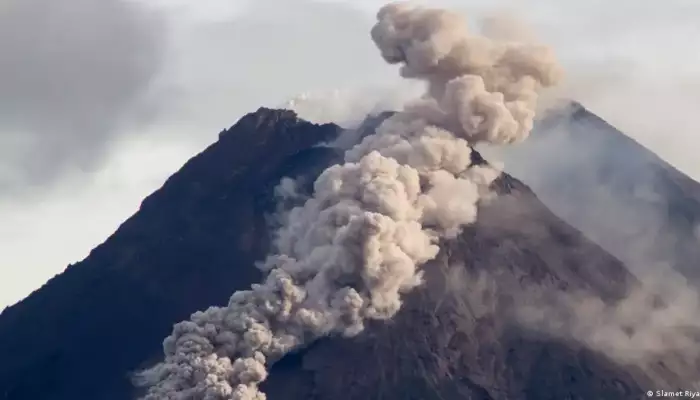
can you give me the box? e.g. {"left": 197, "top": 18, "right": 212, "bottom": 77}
{"left": 0, "top": 109, "right": 340, "bottom": 400}
{"left": 487, "top": 101, "right": 700, "bottom": 284}
{"left": 0, "top": 108, "right": 693, "bottom": 399}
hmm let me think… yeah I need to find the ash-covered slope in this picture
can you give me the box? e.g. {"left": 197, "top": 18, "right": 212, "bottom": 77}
{"left": 488, "top": 101, "right": 700, "bottom": 284}
{"left": 0, "top": 107, "right": 694, "bottom": 400}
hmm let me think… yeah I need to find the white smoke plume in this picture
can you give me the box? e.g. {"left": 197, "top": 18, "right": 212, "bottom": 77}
{"left": 134, "top": 2, "right": 561, "bottom": 399}
{"left": 280, "top": 84, "right": 422, "bottom": 128}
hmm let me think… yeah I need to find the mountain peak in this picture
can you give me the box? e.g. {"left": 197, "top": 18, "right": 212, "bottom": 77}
{"left": 505, "top": 98, "right": 700, "bottom": 286}
{"left": 219, "top": 107, "right": 302, "bottom": 140}
{"left": 1, "top": 106, "right": 682, "bottom": 399}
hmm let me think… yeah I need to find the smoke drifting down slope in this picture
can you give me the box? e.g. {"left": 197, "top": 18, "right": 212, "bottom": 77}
{"left": 134, "top": 3, "right": 562, "bottom": 399}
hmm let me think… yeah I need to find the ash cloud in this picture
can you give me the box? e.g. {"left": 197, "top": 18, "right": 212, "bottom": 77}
{"left": 509, "top": 263, "right": 700, "bottom": 389}
{"left": 516, "top": 275, "right": 700, "bottom": 366}
{"left": 0, "top": 0, "right": 165, "bottom": 193}
{"left": 440, "top": 258, "right": 700, "bottom": 386}
{"left": 134, "top": 2, "right": 561, "bottom": 399}
{"left": 439, "top": 183, "right": 700, "bottom": 382}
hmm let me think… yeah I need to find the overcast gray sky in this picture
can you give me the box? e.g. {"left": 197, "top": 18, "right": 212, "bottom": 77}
{"left": 0, "top": 0, "right": 166, "bottom": 195}
{"left": 1, "top": 0, "right": 700, "bottom": 309}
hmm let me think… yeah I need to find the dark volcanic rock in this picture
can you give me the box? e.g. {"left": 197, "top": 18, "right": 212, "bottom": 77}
{"left": 261, "top": 175, "right": 652, "bottom": 400}
{"left": 0, "top": 108, "right": 339, "bottom": 400}
{"left": 491, "top": 101, "right": 700, "bottom": 284}
{"left": 0, "top": 107, "right": 692, "bottom": 399}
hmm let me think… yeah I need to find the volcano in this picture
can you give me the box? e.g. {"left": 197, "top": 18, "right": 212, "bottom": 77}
{"left": 0, "top": 106, "right": 698, "bottom": 400}
{"left": 487, "top": 101, "right": 700, "bottom": 287}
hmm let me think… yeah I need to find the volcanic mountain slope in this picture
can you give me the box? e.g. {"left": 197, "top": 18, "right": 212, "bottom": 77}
{"left": 0, "top": 108, "right": 694, "bottom": 400}
{"left": 487, "top": 101, "right": 700, "bottom": 284}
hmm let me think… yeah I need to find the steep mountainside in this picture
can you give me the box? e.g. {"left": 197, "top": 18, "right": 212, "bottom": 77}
{"left": 0, "top": 109, "right": 339, "bottom": 400}
{"left": 0, "top": 108, "right": 695, "bottom": 399}
{"left": 489, "top": 101, "right": 700, "bottom": 284}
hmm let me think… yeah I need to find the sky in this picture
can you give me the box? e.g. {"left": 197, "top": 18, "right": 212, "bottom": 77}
{"left": 1, "top": 0, "right": 700, "bottom": 309}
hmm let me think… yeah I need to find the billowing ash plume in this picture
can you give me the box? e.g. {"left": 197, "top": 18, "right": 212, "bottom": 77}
{"left": 134, "top": 3, "right": 561, "bottom": 399}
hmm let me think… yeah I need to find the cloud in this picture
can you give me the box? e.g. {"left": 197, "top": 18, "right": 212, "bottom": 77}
{"left": 0, "top": 134, "right": 196, "bottom": 310}
{"left": 147, "top": 0, "right": 401, "bottom": 140}
{"left": 0, "top": 0, "right": 166, "bottom": 193}
{"left": 486, "top": 0, "right": 700, "bottom": 180}
{"left": 0, "top": 0, "right": 403, "bottom": 310}
{"left": 339, "top": 0, "right": 700, "bottom": 180}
